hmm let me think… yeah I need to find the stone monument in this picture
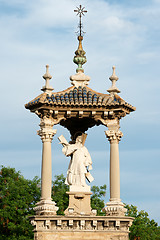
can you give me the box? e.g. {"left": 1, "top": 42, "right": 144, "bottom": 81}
{"left": 25, "top": 5, "right": 135, "bottom": 240}
{"left": 59, "top": 132, "right": 94, "bottom": 216}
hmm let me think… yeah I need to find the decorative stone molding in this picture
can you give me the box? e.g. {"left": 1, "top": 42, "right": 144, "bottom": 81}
{"left": 31, "top": 219, "right": 37, "bottom": 230}
{"left": 29, "top": 215, "right": 133, "bottom": 237}
{"left": 34, "top": 199, "right": 58, "bottom": 216}
{"left": 70, "top": 72, "right": 90, "bottom": 87}
{"left": 105, "top": 120, "right": 123, "bottom": 143}
{"left": 35, "top": 110, "right": 43, "bottom": 118}
{"left": 37, "top": 117, "right": 57, "bottom": 143}
{"left": 105, "top": 129, "right": 123, "bottom": 143}
{"left": 45, "top": 220, "right": 51, "bottom": 229}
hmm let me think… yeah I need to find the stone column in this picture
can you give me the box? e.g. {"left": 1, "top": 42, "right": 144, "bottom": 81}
{"left": 105, "top": 120, "right": 126, "bottom": 216}
{"left": 34, "top": 116, "right": 58, "bottom": 215}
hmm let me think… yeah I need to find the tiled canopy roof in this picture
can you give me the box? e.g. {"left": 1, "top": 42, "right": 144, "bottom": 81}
{"left": 25, "top": 86, "right": 135, "bottom": 111}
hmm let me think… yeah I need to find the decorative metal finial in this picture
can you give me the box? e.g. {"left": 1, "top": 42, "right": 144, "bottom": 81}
{"left": 70, "top": 6, "right": 90, "bottom": 87}
{"left": 41, "top": 64, "right": 53, "bottom": 94}
{"left": 107, "top": 66, "right": 120, "bottom": 95}
{"left": 73, "top": 5, "right": 87, "bottom": 73}
{"left": 74, "top": 5, "right": 87, "bottom": 37}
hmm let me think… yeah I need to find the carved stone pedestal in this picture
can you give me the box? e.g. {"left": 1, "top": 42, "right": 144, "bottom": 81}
{"left": 30, "top": 215, "right": 134, "bottom": 240}
{"left": 64, "top": 191, "right": 95, "bottom": 216}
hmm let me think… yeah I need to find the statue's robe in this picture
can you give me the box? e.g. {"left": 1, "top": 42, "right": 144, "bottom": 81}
{"left": 62, "top": 143, "right": 92, "bottom": 187}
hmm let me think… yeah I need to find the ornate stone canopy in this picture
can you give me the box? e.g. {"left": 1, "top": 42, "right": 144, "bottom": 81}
{"left": 25, "top": 8, "right": 135, "bottom": 138}
{"left": 25, "top": 72, "right": 135, "bottom": 137}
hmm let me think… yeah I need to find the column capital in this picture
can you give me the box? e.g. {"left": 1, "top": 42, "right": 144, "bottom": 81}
{"left": 105, "top": 120, "right": 123, "bottom": 143}
{"left": 105, "top": 129, "right": 123, "bottom": 143}
{"left": 37, "top": 117, "right": 57, "bottom": 142}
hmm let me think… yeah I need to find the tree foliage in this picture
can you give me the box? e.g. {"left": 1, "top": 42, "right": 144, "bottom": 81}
{"left": 52, "top": 174, "right": 69, "bottom": 215}
{"left": 0, "top": 166, "right": 41, "bottom": 240}
{"left": 125, "top": 204, "right": 160, "bottom": 240}
{"left": 1, "top": 166, "right": 160, "bottom": 240}
{"left": 91, "top": 184, "right": 107, "bottom": 216}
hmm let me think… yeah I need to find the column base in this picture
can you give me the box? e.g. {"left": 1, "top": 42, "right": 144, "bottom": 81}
{"left": 105, "top": 201, "right": 127, "bottom": 216}
{"left": 34, "top": 199, "right": 59, "bottom": 215}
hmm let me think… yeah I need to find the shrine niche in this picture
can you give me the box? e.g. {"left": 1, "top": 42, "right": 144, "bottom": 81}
{"left": 25, "top": 5, "right": 135, "bottom": 240}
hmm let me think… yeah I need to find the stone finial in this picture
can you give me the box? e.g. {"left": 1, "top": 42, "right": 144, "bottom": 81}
{"left": 70, "top": 36, "right": 90, "bottom": 87}
{"left": 41, "top": 65, "right": 53, "bottom": 94}
{"left": 73, "top": 36, "right": 87, "bottom": 73}
{"left": 107, "top": 66, "right": 120, "bottom": 95}
{"left": 70, "top": 5, "right": 90, "bottom": 87}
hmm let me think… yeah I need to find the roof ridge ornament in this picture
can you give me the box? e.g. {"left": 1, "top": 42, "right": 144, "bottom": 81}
{"left": 41, "top": 64, "right": 54, "bottom": 95}
{"left": 70, "top": 5, "right": 90, "bottom": 88}
{"left": 107, "top": 66, "right": 120, "bottom": 95}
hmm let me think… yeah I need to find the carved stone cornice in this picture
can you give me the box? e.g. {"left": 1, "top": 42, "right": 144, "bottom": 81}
{"left": 34, "top": 109, "right": 54, "bottom": 119}
{"left": 37, "top": 117, "right": 57, "bottom": 142}
{"left": 30, "top": 215, "right": 134, "bottom": 233}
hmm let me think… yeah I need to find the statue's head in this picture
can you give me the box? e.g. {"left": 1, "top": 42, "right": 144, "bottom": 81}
{"left": 73, "top": 131, "right": 87, "bottom": 145}
{"left": 72, "top": 131, "right": 83, "bottom": 144}
{"left": 76, "top": 135, "right": 83, "bottom": 144}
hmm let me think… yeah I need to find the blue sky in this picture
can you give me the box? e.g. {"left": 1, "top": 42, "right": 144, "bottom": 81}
{"left": 0, "top": 0, "right": 160, "bottom": 224}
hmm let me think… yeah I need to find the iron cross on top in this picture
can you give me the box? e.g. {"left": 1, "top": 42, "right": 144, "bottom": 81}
{"left": 74, "top": 5, "right": 87, "bottom": 36}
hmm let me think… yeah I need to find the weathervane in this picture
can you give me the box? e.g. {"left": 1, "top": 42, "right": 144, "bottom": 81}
{"left": 74, "top": 5, "right": 87, "bottom": 36}
{"left": 73, "top": 5, "right": 88, "bottom": 74}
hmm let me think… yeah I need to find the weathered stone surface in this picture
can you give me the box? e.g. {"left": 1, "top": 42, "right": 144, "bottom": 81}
{"left": 34, "top": 232, "right": 129, "bottom": 240}
{"left": 64, "top": 191, "right": 94, "bottom": 216}
{"left": 30, "top": 215, "right": 133, "bottom": 240}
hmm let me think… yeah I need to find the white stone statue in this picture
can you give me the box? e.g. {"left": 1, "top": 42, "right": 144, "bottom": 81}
{"left": 58, "top": 133, "right": 94, "bottom": 191}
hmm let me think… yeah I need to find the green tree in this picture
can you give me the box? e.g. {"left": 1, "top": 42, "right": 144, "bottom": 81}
{"left": 125, "top": 204, "right": 160, "bottom": 240}
{"left": 0, "top": 166, "right": 41, "bottom": 240}
{"left": 1, "top": 166, "right": 160, "bottom": 240}
{"left": 52, "top": 174, "right": 69, "bottom": 215}
{"left": 91, "top": 184, "right": 107, "bottom": 216}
